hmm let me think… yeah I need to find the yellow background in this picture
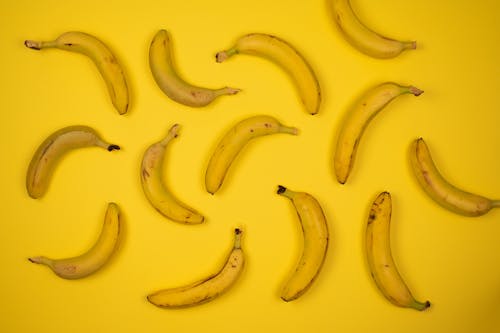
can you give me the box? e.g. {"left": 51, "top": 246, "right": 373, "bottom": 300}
{"left": 1, "top": 0, "right": 499, "bottom": 332}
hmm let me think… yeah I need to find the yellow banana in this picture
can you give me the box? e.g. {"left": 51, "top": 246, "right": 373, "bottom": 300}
{"left": 147, "top": 228, "right": 244, "bottom": 308}
{"left": 331, "top": 0, "right": 416, "bottom": 58}
{"left": 205, "top": 115, "right": 298, "bottom": 194}
{"left": 277, "top": 185, "right": 329, "bottom": 302}
{"left": 149, "top": 29, "right": 240, "bottom": 107}
{"left": 25, "top": 31, "right": 130, "bottom": 114}
{"left": 334, "top": 82, "right": 423, "bottom": 184}
{"left": 28, "top": 202, "right": 121, "bottom": 279}
{"left": 366, "top": 192, "right": 430, "bottom": 310}
{"left": 215, "top": 33, "right": 321, "bottom": 115}
{"left": 26, "top": 125, "right": 120, "bottom": 199}
{"left": 410, "top": 138, "right": 500, "bottom": 216}
{"left": 141, "top": 124, "right": 204, "bottom": 224}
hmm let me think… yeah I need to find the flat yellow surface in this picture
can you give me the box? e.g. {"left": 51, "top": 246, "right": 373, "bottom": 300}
{"left": 1, "top": 0, "right": 499, "bottom": 332}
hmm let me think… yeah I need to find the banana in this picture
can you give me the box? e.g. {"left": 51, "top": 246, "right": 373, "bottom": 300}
{"left": 277, "top": 185, "right": 329, "bottom": 302}
{"left": 215, "top": 33, "right": 321, "bottom": 115}
{"left": 149, "top": 29, "right": 240, "bottom": 107}
{"left": 141, "top": 124, "right": 204, "bottom": 224}
{"left": 26, "top": 125, "right": 120, "bottom": 199}
{"left": 331, "top": 0, "right": 416, "bottom": 58}
{"left": 205, "top": 115, "right": 298, "bottom": 194}
{"left": 410, "top": 138, "right": 500, "bottom": 216}
{"left": 147, "top": 228, "right": 244, "bottom": 308}
{"left": 28, "top": 202, "right": 121, "bottom": 279}
{"left": 366, "top": 192, "right": 430, "bottom": 310}
{"left": 334, "top": 82, "right": 423, "bottom": 184}
{"left": 25, "top": 31, "right": 129, "bottom": 114}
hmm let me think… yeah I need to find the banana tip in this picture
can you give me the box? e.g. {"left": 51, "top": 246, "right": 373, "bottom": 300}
{"left": 409, "top": 86, "right": 424, "bottom": 96}
{"left": 24, "top": 40, "right": 41, "bottom": 50}
{"left": 215, "top": 51, "right": 228, "bottom": 63}
{"left": 277, "top": 185, "right": 287, "bottom": 194}
{"left": 107, "top": 144, "right": 121, "bottom": 151}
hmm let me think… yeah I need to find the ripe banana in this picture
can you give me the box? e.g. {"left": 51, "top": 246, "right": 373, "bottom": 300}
{"left": 141, "top": 124, "right": 204, "bottom": 224}
{"left": 149, "top": 29, "right": 240, "bottom": 107}
{"left": 277, "top": 185, "right": 329, "bottom": 302}
{"left": 25, "top": 31, "right": 130, "bottom": 114}
{"left": 26, "top": 125, "right": 120, "bottom": 199}
{"left": 331, "top": 0, "right": 416, "bottom": 58}
{"left": 205, "top": 115, "right": 298, "bottom": 194}
{"left": 28, "top": 202, "right": 121, "bottom": 279}
{"left": 215, "top": 33, "right": 321, "bottom": 115}
{"left": 334, "top": 82, "right": 423, "bottom": 184}
{"left": 366, "top": 192, "right": 430, "bottom": 310}
{"left": 410, "top": 138, "right": 500, "bottom": 216}
{"left": 147, "top": 228, "right": 244, "bottom": 308}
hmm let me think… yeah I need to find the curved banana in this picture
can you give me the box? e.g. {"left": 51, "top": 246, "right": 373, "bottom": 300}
{"left": 141, "top": 124, "right": 204, "bottom": 224}
{"left": 331, "top": 0, "right": 416, "bottom": 58}
{"left": 366, "top": 192, "right": 430, "bottom": 310}
{"left": 205, "top": 115, "right": 298, "bottom": 194}
{"left": 28, "top": 202, "right": 121, "bottom": 279}
{"left": 26, "top": 125, "right": 120, "bottom": 199}
{"left": 215, "top": 33, "right": 321, "bottom": 115}
{"left": 147, "top": 228, "right": 244, "bottom": 308}
{"left": 410, "top": 138, "right": 500, "bottom": 216}
{"left": 334, "top": 82, "right": 423, "bottom": 184}
{"left": 277, "top": 185, "right": 329, "bottom": 302}
{"left": 25, "top": 31, "right": 129, "bottom": 114}
{"left": 149, "top": 29, "right": 240, "bottom": 107}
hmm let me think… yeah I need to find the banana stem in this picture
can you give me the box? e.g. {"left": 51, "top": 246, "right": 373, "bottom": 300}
{"left": 408, "top": 86, "right": 424, "bottom": 96}
{"left": 233, "top": 228, "right": 242, "bottom": 249}
{"left": 490, "top": 200, "right": 500, "bottom": 208}
{"left": 279, "top": 126, "right": 299, "bottom": 135}
{"left": 277, "top": 185, "right": 295, "bottom": 199}
{"left": 404, "top": 41, "right": 417, "bottom": 50}
{"left": 214, "top": 87, "right": 241, "bottom": 97}
{"left": 160, "top": 124, "right": 181, "bottom": 146}
{"left": 28, "top": 256, "right": 52, "bottom": 266}
{"left": 411, "top": 300, "right": 431, "bottom": 311}
{"left": 24, "top": 40, "right": 57, "bottom": 50}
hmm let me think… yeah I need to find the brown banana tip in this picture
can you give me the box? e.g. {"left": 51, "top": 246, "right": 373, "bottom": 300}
{"left": 215, "top": 51, "right": 228, "bottom": 63}
{"left": 108, "top": 144, "right": 121, "bottom": 151}
{"left": 235, "top": 228, "right": 242, "bottom": 235}
{"left": 277, "top": 185, "right": 287, "bottom": 194}
{"left": 27, "top": 257, "right": 35, "bottom": 263}
{"left": 425, "top": 301, "right": 431, "bottom": 309}
{"left": 409, "top": 86, "right": 424, "bottom": 96}
{"left": 24, "top": 40, "right": 41, "bottom": 50}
